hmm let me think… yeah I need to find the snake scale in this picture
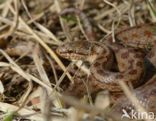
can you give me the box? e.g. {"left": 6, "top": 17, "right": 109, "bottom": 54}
{"left": 56, "top": 8, "right": 156, "bottom": 117}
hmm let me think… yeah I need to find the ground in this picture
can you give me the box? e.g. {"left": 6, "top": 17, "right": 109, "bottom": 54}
{"left": 0, "top": 0, "right": 155, "bottom": 121}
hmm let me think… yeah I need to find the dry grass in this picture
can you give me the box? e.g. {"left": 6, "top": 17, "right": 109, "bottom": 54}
{"left": 0, "top": 0, "right": 155, "bottom": 121}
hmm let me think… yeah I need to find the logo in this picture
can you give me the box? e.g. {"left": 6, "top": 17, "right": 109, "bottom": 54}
{"left": 121, "top": 109, "right": 155, "bottom": 120}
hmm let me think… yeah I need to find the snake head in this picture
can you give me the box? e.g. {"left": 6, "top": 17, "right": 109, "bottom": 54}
{"left": 56, "top": 40, "right": 98, "bottom": 61}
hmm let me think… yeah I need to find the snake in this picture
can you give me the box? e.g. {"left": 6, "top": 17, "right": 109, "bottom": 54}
{"left": 57, "top": 8, "right": 156, "bottom": 90}
{"left": 56, "top": 8, "right": 156, "bottom": 116}
{"left": 57, "top": 39, "right": 146, "bottom": 93}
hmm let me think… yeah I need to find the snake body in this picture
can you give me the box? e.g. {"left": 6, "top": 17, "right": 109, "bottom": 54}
{"left": 57, "top": 38, "right": 145, "bottom": 93}
{"left": 57, "top": 24, "right": 156, "bottom": 92}
{"left": 110, "top": 75, "right": 156, "bottom": 120}
{"left": 57, "top": 8, "right": 156, "bottom": 117}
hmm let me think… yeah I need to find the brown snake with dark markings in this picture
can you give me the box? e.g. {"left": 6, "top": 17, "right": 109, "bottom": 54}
{"left": 56, "top": 8, "right": 156, "bottom": 117}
